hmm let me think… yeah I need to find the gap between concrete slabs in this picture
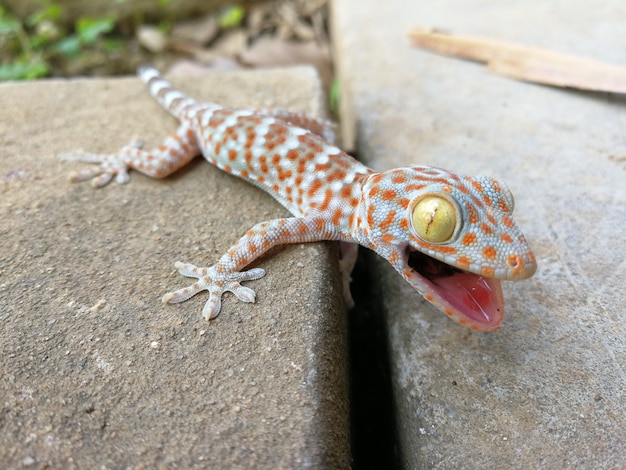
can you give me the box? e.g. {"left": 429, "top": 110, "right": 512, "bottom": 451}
{"left": 0, "top": 67, "right": 350, "bottom": 468}
{"left": 332, "top": 0, "right": 626, "bottom": 468}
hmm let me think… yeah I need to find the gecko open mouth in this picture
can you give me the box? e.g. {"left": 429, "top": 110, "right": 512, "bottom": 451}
{"left": 406, "top": 247, "right": 504, "bottom": 331}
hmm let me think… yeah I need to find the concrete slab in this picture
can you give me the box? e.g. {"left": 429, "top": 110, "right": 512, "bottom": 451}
{"left": 332, "top": 1, "right": 625, "bottom": 468}
{"left": 0, "top": 67, "right": 349, "bottom": 468}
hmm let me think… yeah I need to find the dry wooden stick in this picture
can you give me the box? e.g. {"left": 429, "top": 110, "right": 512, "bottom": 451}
{"left": 408, "top": 28, "right": 626, "bottom": 94}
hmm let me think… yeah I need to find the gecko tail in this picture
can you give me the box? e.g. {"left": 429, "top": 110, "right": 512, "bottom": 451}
{"left": 136, "top": 65, "right": 213, "bottom": 120}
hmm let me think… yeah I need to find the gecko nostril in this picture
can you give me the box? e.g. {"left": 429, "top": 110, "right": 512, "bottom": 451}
{"left": 506, "top": 255, "right": 524, "bottom": 275}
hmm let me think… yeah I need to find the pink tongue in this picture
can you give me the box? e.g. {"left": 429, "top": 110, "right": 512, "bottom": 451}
{"left": 431, "top": 272, "right": 504, "bottom": 330}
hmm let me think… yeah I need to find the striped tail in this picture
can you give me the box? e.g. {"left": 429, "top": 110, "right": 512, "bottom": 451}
{"left": 136, "top": 65, "right": 208, "bottom": 121}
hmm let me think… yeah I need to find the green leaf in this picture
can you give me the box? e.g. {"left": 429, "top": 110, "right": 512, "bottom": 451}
{"left": 219, "top": 5, "right": 245, "bottom": 28}
{"left": 54, "top": 34, "right": 81, "bottom": 57}
{"left": 27, "top": 4, "right": 62, "bottom": 27}
{"left": 76, "top": 17, "right": 115, "bottom": 45}
{"left": 0, "top": 60, "right": 48, "bottom": 80}
{"left": 0, "top": 17, "right": 21, "bottom": 35}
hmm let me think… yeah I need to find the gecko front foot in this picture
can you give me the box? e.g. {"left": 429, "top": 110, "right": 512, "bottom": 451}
{"left": 162, "top": 261, "right": 266, "bottom": 320}
{"left": 66, "top": 140, "right": 143, "bottom": 187}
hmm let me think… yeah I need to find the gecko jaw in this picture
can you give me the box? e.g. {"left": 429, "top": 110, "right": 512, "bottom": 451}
{"left": 405, "top": 248, "right": 505, "bottom": 332}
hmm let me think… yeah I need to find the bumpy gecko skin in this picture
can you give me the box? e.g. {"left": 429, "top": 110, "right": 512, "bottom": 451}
{"left": 70, "top": 66, "right": 537, "bottom": 331}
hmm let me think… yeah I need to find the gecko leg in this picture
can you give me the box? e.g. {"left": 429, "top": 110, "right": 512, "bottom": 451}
{"left": 162, "top": 216, "right": 339, "bottom": 320}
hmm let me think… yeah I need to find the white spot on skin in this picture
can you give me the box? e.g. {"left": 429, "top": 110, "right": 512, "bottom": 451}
{"left": 316, "top": 153, "right": 330, "bottom": 164}
{"left": 330, "top": 181, "right": 344, "bottom": 192}
{"left": 290, "top": 127, "right": 307, "bottom": 136}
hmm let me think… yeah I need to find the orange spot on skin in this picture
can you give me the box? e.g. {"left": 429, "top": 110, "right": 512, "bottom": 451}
{"left": 340, "top": 186, "right": 352, "bottom": 199}
{"left": 481, "top": 266, "right": 495, "bottom": 277}
{"left": 462, "top": 233, "right": 477, "bottom": 246}
{"left": 307, "top": 180, "right": 322, "bottom": 197}
{"left": 424, "top": 294, "right": 434, "bottom": 302}
{"left": 388, "top": 251, "right": 399, "bottom": 264}
{"left": 400, "top": 218, "right": 409, "bottom": 230}
{"left": 348, "top": 212, "right": 355, "bottom": 228}
{"left": 367, "top": 205, "right": 376, "bottom": 228}
{"left": 315, "top": 162, "right": 332, "bottom": 172}
{"left": 247, "top": 243, "right": 257, "bottom": 254}
{"left": 368, "top": 186, "right": 379, "bottom": 198}
{"left": 316, "top": 219, "right": 325, "bottom": 233}
{"left": 392, "top": 175, "right": 406, "bottom": 184}
{"left": 397, "top": 198, "right": 410, "bottom": 209}
{"left": 483, "top": 246, "right": 497, "bottom": 259}
{"left": 286, "top": 149, "right": 299, "bottom": 160}
{"left": 223, "top": 165, "right": 232, "bottom": 173}
{"left": 433, "top": 246, "right": 457, "bottom": 255}
{"left": 378, "top": 210, "right": 396, "bottom": 231}
{"left": 466, "top": 203, "right": 479, "bottom": 224}
{"left": 502, "top": 216, "right": 514, "bottom": 228}
{"left": 332, "top": 209, "right": 343, "bottom": 226}
{"left": 319, "top": 189, "right": 333, "bottom": 212}
{"left": 445, "top": 309, "right": 455, "bottom": 318}
{"left": 481, "top": 223, "right": 494, "bottom": 235}
{"left": 382, "top": 189, "right": 397, "bottom": 201}
{"left": 349, "top": 198, "right": 359, "bottom": 208}
{"left": 501, "top": 233, "right": 513, "bottom": 243}
{"left": 381, "top": 234, "right": 394, "bottom": 243}
{"left": 327, "top": 170, "right": 347, "bottom": 182}
{"left": 472, "top": 181, "right": 483, "bottom": 192}
{"left": 456, "top": 255, "right": 471, "bottom": 268}
{"left": 487, "top": 214, "right": 497, "bottom": 226}
{"left": 240, "top": 170, "right": 249, "bottom": 179}
{"left": 370, "top": 174, "right": 383, "bottom": 184}
{"left": 458, "top": 184, "right": 470, "bottom": 194}
{"left": 483, "top": 194, "right": 493, "bottom": 207}
{"left": 214, "top": 143, "right": 221, "bottom": 154}
{"left": 442, "top": 185, "right": 452, "bottom": 194}
{"left": 271, "top": 154, "right": 281, "bottom": 165}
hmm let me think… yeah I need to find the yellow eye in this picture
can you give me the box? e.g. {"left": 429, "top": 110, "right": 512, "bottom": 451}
{"left": 411, "top": 196, "right": 457, "bottom": 243}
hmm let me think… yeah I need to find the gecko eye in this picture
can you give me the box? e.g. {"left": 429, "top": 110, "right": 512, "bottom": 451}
{"left": 411, "top": 195, "right": 457, "bottom": 243}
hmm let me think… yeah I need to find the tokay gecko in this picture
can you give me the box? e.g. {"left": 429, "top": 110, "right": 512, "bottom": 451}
{"left": 70, "top": 66, "right": 537, "bottom": 332}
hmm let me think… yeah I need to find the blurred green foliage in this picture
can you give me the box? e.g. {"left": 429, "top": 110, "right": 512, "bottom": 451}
{"left": 0, "top": 2, "right": 120, "bottom": 80}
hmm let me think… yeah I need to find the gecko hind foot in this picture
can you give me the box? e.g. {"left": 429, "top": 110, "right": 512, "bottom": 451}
{"left": 162, "top": 261, "right": 266, "bottom": 320}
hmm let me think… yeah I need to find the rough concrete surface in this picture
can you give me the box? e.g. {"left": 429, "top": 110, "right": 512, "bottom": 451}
{"left": 0, "top": 68, "right": 349, "bottom": 468}
{"left": 333, "top": 1, "right": 625, "bottom": 468}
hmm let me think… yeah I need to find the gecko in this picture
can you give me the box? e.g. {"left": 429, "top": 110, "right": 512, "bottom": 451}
{"left": 69, "top": 66, "right": 537, "bottom": 332}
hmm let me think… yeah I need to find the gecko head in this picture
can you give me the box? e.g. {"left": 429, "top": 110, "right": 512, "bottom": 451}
{"left": 362, "top": 166, "right": 537, "bottom": 331}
